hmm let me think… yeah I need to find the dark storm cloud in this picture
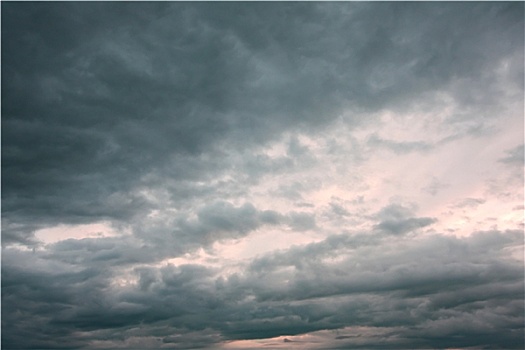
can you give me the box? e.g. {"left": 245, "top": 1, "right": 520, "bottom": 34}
{"left": 2, "top": 2, "right": 523, "bottom": 237}
{"left": 219, "top": 230, "right": 524, "bottom": 347}
{"left": 245, "top": 229, "right": 523, "bottom": 302}
{"left": 1, "top": 220, "right": 43, "bottom": 247}
{"left": 3, "top": 229, "right": 522, "bottom": 349}
{"left": 2, "top": 2, "right": 524, "bottom": 349}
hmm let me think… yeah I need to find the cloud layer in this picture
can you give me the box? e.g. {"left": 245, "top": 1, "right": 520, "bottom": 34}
{"left": 2, "top": 2, "right": 523, "bottom": 349}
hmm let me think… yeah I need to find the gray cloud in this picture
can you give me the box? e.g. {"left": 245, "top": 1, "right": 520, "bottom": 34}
{"left": 367, "top": 134, "right": 434, "bottom": 154}
{"left": 3, "top": 2, "right": 522, "bottom": 233}
{"left": 2, "top": 2, "right": 523, "bottom": 349}
{"left": 374, "top": 204, "right": 436, "bottom": 235}
{"left": 452, "top": 198, "right": 486, "bottom": 209}
{"left": 132, "top": 201, "right": 316, "bottom": 255}
{"left": 421, "top": 177, "right": 450, "bottom": 196}
{"left": 329, "top": 202, "right": 350, "bottom": 217}
{"left": 3, "top": 230, "right": 522, "bottom": 348}
{"left": 375, "top": 217, "right": 436, "bottom": 235}
{"left": 31, "top": 201, "right": 315, "bottom": 271}
{"left": 499, "top": 144, "right": 524, "bottom": 165}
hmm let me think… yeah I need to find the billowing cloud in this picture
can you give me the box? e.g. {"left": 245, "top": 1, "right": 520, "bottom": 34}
{"left": 2, "top": 2, "right": 523, "bottom": 349}
{"left": 3, "top": 230, "right": 523, "bottom": 349}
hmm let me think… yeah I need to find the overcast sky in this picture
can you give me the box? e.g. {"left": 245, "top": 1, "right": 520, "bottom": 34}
{"left": 2, "top": 2, "right": 524, "bottom": 349}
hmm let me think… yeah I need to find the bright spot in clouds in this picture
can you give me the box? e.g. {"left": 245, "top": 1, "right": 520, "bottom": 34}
{"left": 35, "top": 222, "right": 120, "bottom": 244}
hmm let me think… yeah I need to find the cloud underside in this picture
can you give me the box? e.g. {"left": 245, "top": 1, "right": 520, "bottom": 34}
{"left": 2, "top": 2, "right": 524, "bottom": 349}
{"left": 3, "top": 230, "right": 524, "bottom": 349}
{"left": 3, "top": 2, "right": 523, "bottom": 231}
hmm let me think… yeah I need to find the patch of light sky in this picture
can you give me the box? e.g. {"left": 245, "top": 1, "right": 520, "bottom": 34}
{"left": 34, "top": 92, "right": 522, "bottom": 259}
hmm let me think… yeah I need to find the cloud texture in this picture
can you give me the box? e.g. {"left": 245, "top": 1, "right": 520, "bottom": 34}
{"left": 2, "top": 2, "right": 524, "bottom": 349}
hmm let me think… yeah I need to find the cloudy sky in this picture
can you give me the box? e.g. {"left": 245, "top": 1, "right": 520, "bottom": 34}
{"left": 2, "top": 2, "right": 524, "bottom": 349}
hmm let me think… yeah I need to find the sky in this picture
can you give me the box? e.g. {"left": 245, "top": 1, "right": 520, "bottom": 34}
{"left": 1, "top": 2, "right": 524, "bottom": 349}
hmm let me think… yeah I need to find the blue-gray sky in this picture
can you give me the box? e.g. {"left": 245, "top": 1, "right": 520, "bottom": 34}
{"left": 2, "top": 2, "right": 524, "bottom": 349}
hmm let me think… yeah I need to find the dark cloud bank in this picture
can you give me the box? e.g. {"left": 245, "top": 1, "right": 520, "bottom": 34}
{"left": 2, "top": 2, "right": 524, "bottom": 349}
{"left": 3, "top": 229, "right": 523, "bottom": 349}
